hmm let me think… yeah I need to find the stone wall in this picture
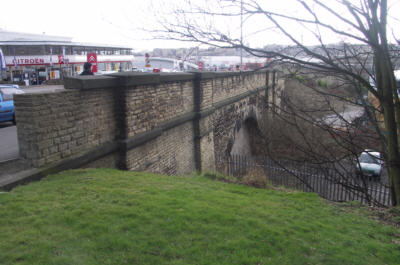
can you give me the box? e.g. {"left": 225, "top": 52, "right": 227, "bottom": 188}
{"left": 212, "top": 72, "right": 266, "bottom": 103}
{"left": 14, "top": 70, "right": 268, "bottom": 176}
{"left": 192, "top": 71, "right": 268, "bottom": 172}
{"left": 15, "top": 76, "right": 118, "bottom": 167}
{"left": 125, "top": 122, "right": 195, "bottom": 175}
{"left": 124, "top": 79, "right": 195, "bottom": 138}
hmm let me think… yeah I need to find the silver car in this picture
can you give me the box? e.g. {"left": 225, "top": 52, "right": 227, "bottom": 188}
{"left": 356, "top": 150, "right": 383, "bottom": 179}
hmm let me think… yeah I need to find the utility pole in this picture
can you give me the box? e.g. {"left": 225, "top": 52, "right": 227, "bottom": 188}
{"left": 240, "top": 0, "right": 243, "bottom": 70}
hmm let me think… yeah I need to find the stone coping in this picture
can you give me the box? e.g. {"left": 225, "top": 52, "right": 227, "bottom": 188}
{"left": 63, "top": 70, "right": 267, "bottom": 90}
{"left": 64, "top": 75, "right": 118, "bottom": 90}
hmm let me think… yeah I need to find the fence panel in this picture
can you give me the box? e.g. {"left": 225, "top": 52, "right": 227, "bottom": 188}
{"left": 217, "top": 155, "right": 391, "bottom": 207}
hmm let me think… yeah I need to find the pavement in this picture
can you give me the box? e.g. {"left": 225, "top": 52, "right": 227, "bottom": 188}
{"left": 0, "top": 123, "right": 19, "bottom": 162}
{"left": 0, "top": 122, "right": 33, "bottom": 189}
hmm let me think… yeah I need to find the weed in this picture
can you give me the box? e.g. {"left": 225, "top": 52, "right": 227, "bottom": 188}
{"left": 317, "top": 79, "right": 328, "bottom": 88}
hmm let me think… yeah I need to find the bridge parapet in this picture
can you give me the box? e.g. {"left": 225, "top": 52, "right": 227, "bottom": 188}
{"left": 14, "top": 70, "right": 269, "bottom": 176}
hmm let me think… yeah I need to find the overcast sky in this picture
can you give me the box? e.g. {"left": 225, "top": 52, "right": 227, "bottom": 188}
{"left": 1, "top": 0, "right": 399, "bottom": 51}
{"left": 0, "top": 0, "right": 169, "bottom": 51}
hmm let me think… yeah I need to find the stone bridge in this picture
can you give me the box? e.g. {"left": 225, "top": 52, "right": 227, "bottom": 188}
{"left": 14, "top": 70, "right": 283, "bottom": 176}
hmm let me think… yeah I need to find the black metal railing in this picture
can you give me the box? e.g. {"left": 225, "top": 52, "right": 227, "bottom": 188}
{"left": 216, "top": 155, "right": 391, "bottom": 207}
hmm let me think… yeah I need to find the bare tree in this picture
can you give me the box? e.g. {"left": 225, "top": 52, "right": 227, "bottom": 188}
{"left": 151, "top": 0, "right": 400, "bottom": 205}
{"left": 261, "top": 65, "right": 385, "bottom": 205}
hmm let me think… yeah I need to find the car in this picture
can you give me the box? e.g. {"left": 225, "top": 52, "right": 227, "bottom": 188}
{"left": 356, "top": 150, "right": 383, "bottom": 179}
{"left": 0, "top": 85, "right": 24, "bottom": 124}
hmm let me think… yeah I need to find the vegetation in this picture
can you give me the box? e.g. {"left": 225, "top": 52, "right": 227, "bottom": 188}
{"left": 0, "top": 168, "right": 399, "bottom": 265}
{"left": 317, "top": 79, "right": 328, "bottom": 89}
{"left": 152, "top": 0, "right": 400, "bottom": 205}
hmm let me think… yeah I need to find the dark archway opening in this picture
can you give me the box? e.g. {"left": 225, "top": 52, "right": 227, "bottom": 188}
{"left": 230, "top": 117, "right": 265, "bottom": 157}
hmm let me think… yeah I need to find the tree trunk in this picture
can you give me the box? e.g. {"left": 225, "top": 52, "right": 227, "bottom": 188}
{"left": 382, "top": 100, "right": 400, "bottom": 206}
{"left": 375, "top": 52, "right": 400, "bottom": 206}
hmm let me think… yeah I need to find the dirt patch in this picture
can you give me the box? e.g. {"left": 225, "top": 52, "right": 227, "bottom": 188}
{"left": 329, "top": 201, "right": 400, "bottom": 228}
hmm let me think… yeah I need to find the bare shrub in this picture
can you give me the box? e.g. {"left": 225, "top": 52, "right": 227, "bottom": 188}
{"left": 241, "top": 167, "right": 268, "bottom": 188}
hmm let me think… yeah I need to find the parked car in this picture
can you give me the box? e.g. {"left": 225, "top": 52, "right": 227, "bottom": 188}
{"left": 0, "top": 85, "right": 24, "bottom": 124}
{"left": 356, "top": 150, "right": 383, "bottom": 179}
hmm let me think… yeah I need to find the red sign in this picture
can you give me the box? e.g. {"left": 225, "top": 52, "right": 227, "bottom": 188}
{"left": 198, "top": 61, "right": 204, "bottom": 70}
{"left": 87, "top": 53, "right": 98, "bottom": 73}
{"left": 58, "top": 55, "right": 64, "bottom": 64}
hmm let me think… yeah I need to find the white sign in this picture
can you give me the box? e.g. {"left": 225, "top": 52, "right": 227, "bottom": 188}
{"left": 5, "top": 56, "right": 52, "bottom": 66}
{"left": 4, "top": 54, "right": 135, "bottom": 66}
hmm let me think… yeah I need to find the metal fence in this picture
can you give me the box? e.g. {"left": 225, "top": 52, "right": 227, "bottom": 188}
{"left": 216, "top": 155, "right": 392, "bottom": 207}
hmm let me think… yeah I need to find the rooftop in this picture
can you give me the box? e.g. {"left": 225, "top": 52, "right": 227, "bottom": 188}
{"left": 0, "top": 30, "right": 132, "bottom": 49}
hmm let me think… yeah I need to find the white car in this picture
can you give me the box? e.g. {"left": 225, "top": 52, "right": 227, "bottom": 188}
{"left": 356, "top": 150, "right": 383, "bottom": 179}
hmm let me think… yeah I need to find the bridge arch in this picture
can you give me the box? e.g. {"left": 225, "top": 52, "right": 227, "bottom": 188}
{"left": 229, "top": 116, "right": 264, "bottom": 157}
{"left": 212, "top": 99, "right": 266, "bottom": 162}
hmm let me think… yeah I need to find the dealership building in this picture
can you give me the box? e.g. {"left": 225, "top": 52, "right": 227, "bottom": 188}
{"left": 0, "top": 30, "right": 134, "bottom": 85}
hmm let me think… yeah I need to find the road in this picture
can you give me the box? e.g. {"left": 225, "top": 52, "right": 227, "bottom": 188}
{"left": 321, "top": 105, "right": 364, "bottom": 128}
{"left": 0, "top": 123, "right": 19, "bottom": 162}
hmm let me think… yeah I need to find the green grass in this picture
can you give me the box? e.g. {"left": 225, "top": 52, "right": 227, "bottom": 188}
{"left": 0, "top": 168, "right": 399, "bottom": 265}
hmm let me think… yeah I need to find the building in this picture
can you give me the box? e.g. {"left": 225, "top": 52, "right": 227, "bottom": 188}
{"left": 0, "top": 30, "right": 134, "bottom": 85}
{"left": 368, "top": 70, "right": 400, "bottom": 133}
{"left": 199, "top": 56, "right": 266, "bottom": 71}
{"left": 133, "top": 56, "right": 198, "bottom": 72}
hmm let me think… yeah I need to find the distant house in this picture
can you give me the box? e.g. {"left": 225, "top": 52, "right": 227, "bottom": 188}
{"left": 368, "top": 69, "right": 400, "bottom": 132}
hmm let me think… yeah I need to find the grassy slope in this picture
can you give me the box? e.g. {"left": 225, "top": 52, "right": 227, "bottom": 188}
{"left": 0, "top": 168, "right": 399, "bottom": 265}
